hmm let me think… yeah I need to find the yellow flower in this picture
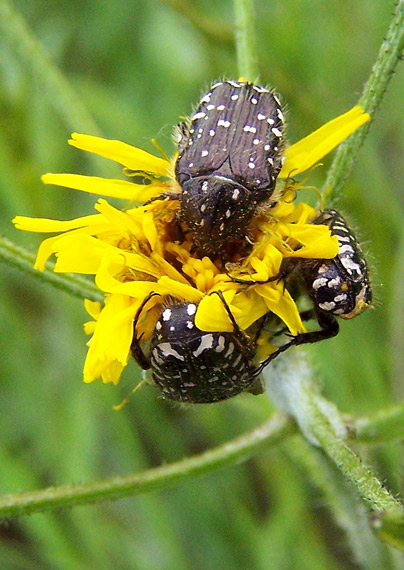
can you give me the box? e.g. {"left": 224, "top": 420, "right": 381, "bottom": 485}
{"left": 13, "top": 105, "right": 369, "bottom": 385}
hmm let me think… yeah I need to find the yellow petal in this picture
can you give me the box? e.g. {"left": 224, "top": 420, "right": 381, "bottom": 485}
{"left": 101, "top": 360, "right": 126, "bottom": 385}
{"left": 257, "top": 284, "right": 305, "bottom": 335}
{"left": 42, "top": 173, "right": 167, "bottom": 201}
{"left": 287, "top": 234, "right": 339, "bottom": 259}
{"left": 142, "top": 213, "right": 158, "bottom": 251}
{"left": 97, "top": 276, "right": 168, "bottom": 299}
{"left": 230, "top": 291, "right": 269, "bottom": 330}
{"left": 13, "top": 213, "right": 104, "bottom": 233}
{"left": 84, "top": 299, "right": 101, "bottom": 320}
{"left": 37, "top": 233, "right": 160, "bottom": 277}
{"left": 51, "top": 235, "right": 126, "bottom": 274}
{"left": 94, "top": 198, "right": 142, "bottom": 236}
{"left": 34, "top": 234, "right": 68, "bottom": 270}
{"left": 83, "top": 294, "right": 137, "bottom": 383}
{"left": 280, "top": 106, "right": 370, "bottom": 177}
{"left": 152, "top": 254, "right": 191, "bottom": 285}
{"left": 157, "top": 276, "right": 204, "bottom": 303}
{"left": 69, "top": 133, "right": 170, "bottom": 177}
{"left": 195, "top": 290, "right": 240, "bottom": 332}
{"left": 279, "top": 202, "right": 317, "bottom": 225}
{"left": 83, "top": 321, "right": 97, "bottom": 335}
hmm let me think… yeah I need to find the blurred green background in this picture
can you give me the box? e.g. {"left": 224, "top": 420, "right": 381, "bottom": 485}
{"left": 1, "top": 0, "right": 404, "bottom": 568}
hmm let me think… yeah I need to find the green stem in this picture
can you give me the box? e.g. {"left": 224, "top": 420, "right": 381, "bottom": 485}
{"left": 352, "top": 401, "right": 404, "bottom": 443}
{"left": 286, "top": 438, "right": 389, "bottom": 569}
{"left": 265, "top": 350, "right": 403, "bottom": 514}
{"left": 233, "top": 0, "right": 258, "bottom": 81}
{"left": 0, "top": 236, "right": 103, "bottom": 303}
{"left": 0, "top": 414, "right": 294, "bottom": 518}
{"left": 323, "top": 0, "right": 404, "bottom": 202}
{"left": 0, "top": 0, "right": 101, "bottom": 137}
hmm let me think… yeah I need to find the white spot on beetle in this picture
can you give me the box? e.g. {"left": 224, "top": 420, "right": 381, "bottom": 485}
{"left": 200, "top": 93, "right": 211, "bottom": 104}
{"left": 318, "top": 301, "right": 336, "bottom": 311}
{"left": 318, "top": 264, "right": 329, "bottom": 274}
{"left": 162, "top": 309, "right": 172, "bottom": 321}
{"left": 158, "top": 343, "right": 185, "bottom": 361}
{"left": 215, "top": 336, "right": 226, "bottom": 353}
{"left": 201, "top": 149, "right": 209, "bottom": 157}
{"left": 339, "top": 244, "right": 355, "bottom": 255}
{"left": 341, "top": 257, "right": 361, "bottom": 274}
{"left": 192, "top": 111, "right": 206, "bottom": 120}
{"left": 187, "top": 304, "right": 197, "bottom": 316}
{"left": 257, "top": 113, "right": 266, "bottom": 120}
{"left": 271, "top": 127, "right": 282, "bottom": 137}
{"left": 209, "top": 129, "right": 216, "bottom": 136}
{"left": 327, "top": 277, "right": 341, "bottom": 288}
{"left": 217, "top": 104, "right": 225, "bottom": 111}
{"left": 334, "top": 294, "right": 347, "bottom": 302}
{"left": 253, "top": 85, "right": 267, "bottom": 93}
{"left": 218, "top": 119, "right": 231, "bottom": 128}
{"left": 225, "top": 342, "right": 235, "bottom": 357}
{"left": 151, "top": 349, "right": 164, "bottom": 365}
{"left": 233, "top": 353, "right": 243, "bottom": 367}
{"left": 312, "top": 277, "right": 328, "bottom": 290}
{"left": 232, "top": 188, "right": 240, "bottom": 200}
{"left": 192, "top": 334, "right": 214, "bottom": 357}
{"left": 333, "top": 308, "right": 345, "bottom": 315}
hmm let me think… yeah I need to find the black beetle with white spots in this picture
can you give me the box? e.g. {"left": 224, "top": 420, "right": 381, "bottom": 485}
{"left": 131, "top": 293, "right": 265, "bottom": 404}
{"left": 174, "top": 80, "right": 285, "bottom": 261}
{"left": 302, "top": 209, "right": 372, "bottom": 320}
{"left": 245, "top": 209, "right": 373, "bottom": 360}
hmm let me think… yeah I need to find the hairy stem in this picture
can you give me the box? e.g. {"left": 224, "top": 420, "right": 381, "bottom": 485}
{"left": 0, "top": 414, "right": 294, "bottom": 518}
{"left": 324, "top": 0, "right": 404, "bottom": 201}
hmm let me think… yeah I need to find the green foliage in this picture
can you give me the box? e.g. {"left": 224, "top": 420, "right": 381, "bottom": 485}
{"left": 1, "top": 0, "right": 404, "bottom": 568}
